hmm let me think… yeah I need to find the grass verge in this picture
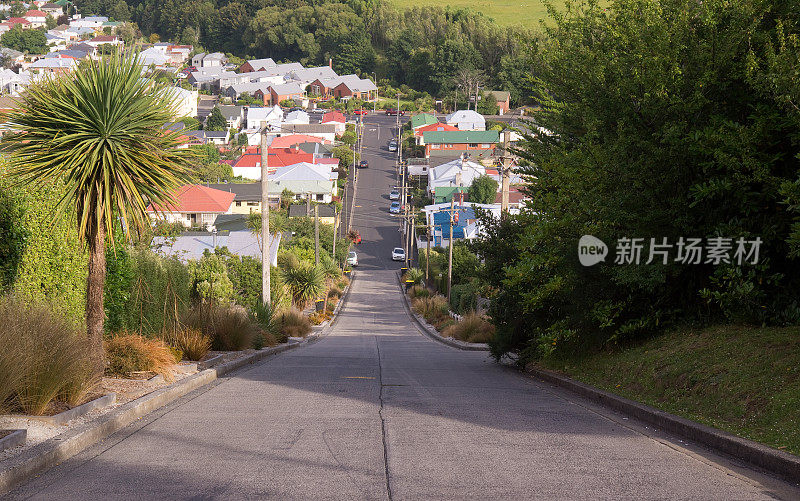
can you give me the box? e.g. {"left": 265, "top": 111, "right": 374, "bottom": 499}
{"left": 538, "top": 324, "right": 800, "bottom": 456}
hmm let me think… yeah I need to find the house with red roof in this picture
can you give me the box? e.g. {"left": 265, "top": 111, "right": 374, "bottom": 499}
{"left": 270, "top": 134, "right": 328, "bottom": 149}
{"left": 320, "top": 111, "right": 346, "bottom": 134}
{"left": 231, "top": 147, "right": 314, "bottom": 180}
{"left": 86, "top": 35, "right": 122, "bottom": 48}
{"left": 146, "top": 184, "right": 235, "bottom": 228}
{"left": 414, "top": 122, "right": 459, "bottom": 144}
{"left": 23, "top": 10, "right": 46, "bottom": 27}
{"left": 6, "top": 18, "right": 31, "bottom": 29}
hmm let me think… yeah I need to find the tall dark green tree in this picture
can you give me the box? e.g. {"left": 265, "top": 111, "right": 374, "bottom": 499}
{"left": 206, "top": 106, "right": 227, "bottom": 131}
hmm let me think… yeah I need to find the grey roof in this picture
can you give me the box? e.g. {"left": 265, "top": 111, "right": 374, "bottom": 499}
{"left": 296, "top": 142, "right": 333, "bottom": 156}
{"left": 213, "top": 214, "right": 249, "bottom": 231}
{"left": 207, "top": 183, "right": 261, "bottom": 201}
{"left": 152, "top": 231, "right": 280, "bottom": 265}
{"left": 333, "top": 74, "right": 377, "bottom": 93}
{"left": 44, "top": 49, "right": 88, "bottom": 59}
{"left": 269, "top": 82, "right": 305, "bottom": 96}
{"left": 288, "top": 204, "right": 335, "bottom": 218}
{"left": 217, "top": 105, "right": 243, "bottom": 120}
{"left": 244, "top": 58, "right": 276, "bottom": 71}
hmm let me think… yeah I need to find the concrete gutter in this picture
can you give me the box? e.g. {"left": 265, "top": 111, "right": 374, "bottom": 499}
{"left": 527, "top": 365, "right": 800, "bottom": 483}
{"left": 0, "top": 431, "right": 26, "bottom": 453}
{"left": 0, "top": 277, "right": 355, "bottom": 495}
{"left": 397, "top": 272, "right": 489, "bottom": 351}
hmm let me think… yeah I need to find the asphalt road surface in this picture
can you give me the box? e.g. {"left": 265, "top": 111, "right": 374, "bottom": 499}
{"left": 8, "top": 114, "right": 800, "bottom": 500}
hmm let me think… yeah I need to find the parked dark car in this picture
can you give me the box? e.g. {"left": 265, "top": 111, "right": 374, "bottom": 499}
{"left": 385, "top": 109, "right": 405, "bottom": 116}
{"left": 359, "top": 160, "right": 369, "bottom": 169}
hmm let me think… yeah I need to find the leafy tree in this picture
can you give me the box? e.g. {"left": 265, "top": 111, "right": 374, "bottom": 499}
{"left": 10, "top": 1, "right": 25, "bottom": 17}
{"left": 332, "top": 145, "right": 357, "bottom": 170}
{"left": 468, "top": 175, "right": 498, "bottom": 204}
{"left": 205, "top": 106, "right": 227, "bottom": 131}
{"left": 476, "top": 0, "right": 800, "bottom": 363}
{"left": 340, "top": 130, "right": 356, "bottom": 145}
{"left": 45, "top": 14, "right": 57, "bottom": 30}
{"left": 1, "top": 27, "right": 48, "bottom": 54}
{"left": 109, "top": 0, "right": 131, "bottom": 21}
{"left": 2, "top": 52, "right": 192, "bottom": 370}
{"left": 189, "top": 252, "right": 234, "bottom": 303}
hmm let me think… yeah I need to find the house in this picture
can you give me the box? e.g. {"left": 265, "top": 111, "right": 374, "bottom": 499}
{"left": 6, "top": 17, "right": 31, "bottom": 28}
{"left": 231, "top": 147, "right": 314, "bottom": 180}
{"left": 446, "top": 110, "right": 486, "bottom": 131}
{"left": 420, "top": 202, "right": 502, "bottom": 248}
{"left": 187, "top": 67, "right": 229, "bottom": 90}
{"left": 331, "top": 75, "right": 377, "bottom": 101}
{"left": 269, "top": 162, "right": 338, "bottom": 203}
{"left": 320, "top": 111, "right": 346, "bottom": 133}
{"left": 422, "top": 130, "right": 499, "bottom": 158}
{"left": 70, "top": 16, "right": 108, "bottom": 29}
{"left": 192, "top": 52, "right": 227, "bottom": 68}
{"left": 287, "top": 65, "right": 337, "bottom": 87}
{"left": 165, "top": 45, "right": 192, "bottom": 65}
{"left": 284, "top": 109, "right": 310, "bottom": 125}
{"left": 307, "top": 77, "right": 340, "bottom": 99}
{"left": 493, "top": 185, "right": 527, "bottom": 209}
{"left": 166, "top": 87, "right": 198, "bottom": 118}
{"left": 44, "top": 49, "right": 89, "bottom": 60}
{"left": 288, "top": 203, "right": 336, "bottom": 225}
{"left": 27, "top": 57, "right": 75, "bottom": 74}
{"left": 184, "top": 129, "right": 229, "bottom": 145}
{"left": 208, "top": 183, "right": 273, "bottom": 212}
{"left": 0, "top": 48, "right": 23, "bottom": 67}
{"left": 277, "top": 123, "right": 336, "bottom": 143}
{"left": 0, "top": 68, "right": 29, "bottom": 95}
{"left": 41, "top": 3, "right": 63, "bottom": 15}
{"left": 85, "top": 35, "right": 122, "bottom": 48}
{"left": 485, "top": 90, "right": 511, "bottom": 115}
{"left": 245, "top": 105, "right": 283, "bottom": 130}
{"left": 138, "top": 47, "right": 169, "bottom": 67}
{"left": 410, "top": 113, "right": 438, "bottom": 132}
{"left": 264, "top": 82, "right": 305, "bottom": 106}
{"left": 223, "top": 82, "right": 272, "bottom": 101}
{"left": 427, "top": 157, "right": 490, "bottom": 195}
{"left": 239, "top": 58, "right": 276, "bottom": 73}
{"left": 415, "top": 122, "right": 458, "bottom": 144}
{"left": 147, "top": 184, "right": 235, "bottom": 228}
{"left": 217, "top": 105, "right": 244, "bottom": 129}
{"left": 270, "top": 134, "right": 329, "bottom": 149}
{"left": 23, "top": 9, "right": 47, "bottom": 28}
{"left": 153, "top": 229, "right": 280, "bottom": 265}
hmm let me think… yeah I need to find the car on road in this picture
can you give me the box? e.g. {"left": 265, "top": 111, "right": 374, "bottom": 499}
{"left": 392, "top": 247, "right": 406, "bottom": 261}
{"left": 389, "top": 201, "right": 401, "bottom": 214}
{"left": 359, "top": 160, "right": 369, "bottom": 169}
{"left": 389, "top": 189, "right": 400, "bottom": 200}
{"left": 388, "top": 140, "right": 398, "bottom": 152}
{"left": 385, "top": 109, "right": 405, "bottom": 116}
{"left": 353, "top": 109, "right": 368, "bottom": 115}
{"left": 347, "top": 251, "right": 358, "bottom": 267}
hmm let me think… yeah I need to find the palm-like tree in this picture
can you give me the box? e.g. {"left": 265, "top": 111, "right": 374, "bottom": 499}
{"left": 2, "top": 52, "right": 192, "bottom": 371}
{"left": 282, "top": 263, "right": 325, "bottom": 308}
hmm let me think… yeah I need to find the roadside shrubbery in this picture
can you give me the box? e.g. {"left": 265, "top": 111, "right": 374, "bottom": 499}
{"left": 161, "top": 328, "right": 212, "bottom": 361}
{"left": 442, "top": 313, "right": 495, "bottom": 343}
{"left": 0, "top": 295, "right": 96, "bottom": 415}
{"left": 182, "top": 303, "right": 261, "bottom": 351}
{"left": 105, "top": 334, "right": 177, "bottom": 380}
{"left": 274, "top": 308, "right": 312, "bottom": 340}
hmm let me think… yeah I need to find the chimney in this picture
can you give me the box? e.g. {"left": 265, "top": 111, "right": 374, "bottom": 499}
{"left": 329, "top": 58, "right": 333, "bottom": 69}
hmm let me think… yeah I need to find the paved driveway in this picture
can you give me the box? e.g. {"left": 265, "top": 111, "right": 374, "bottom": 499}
{"left": 8, "top": 115, "right": 798, "bottom": 500}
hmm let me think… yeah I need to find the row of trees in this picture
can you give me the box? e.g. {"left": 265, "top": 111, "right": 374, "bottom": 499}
{"left": 72, "top": 0, "right": 533, "bottom": 105}
{"left": 471, "top": 0, "right": 800, "bottom": 363}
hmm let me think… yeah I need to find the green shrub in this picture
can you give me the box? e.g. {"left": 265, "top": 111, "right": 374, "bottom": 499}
{"left": 329, "top": 285, "right": 343, "bottom": 299}
{"left": 162, "top": 327, "right": 211, "bottom": 361}
{"left": 189, "top": 253, "right": 234, "bottom": 304}
{"left": 105, "top": 333, "right": 177, "bottom": 379}
{"left": 182, "top": 303, "right": 259, "bottom": 351}
{"left": 442, "top": 313, "right": 495, "bottom": 343}
{"left": 0, "top": 295, "right": 95, "bottom": 415}
{"left": 405, "top": 267, "right": 424, "bottom": 285}
{"left": 412, "top": 295, "right": 449, "bottom": 323}
{"left": 450, "top": 281, "right": 478, "bottom": 314}
{"left": 409, "top": 285, "right": 430, "bottom": 299}
{"left": 283, "top": 263, "right": 325, "bottom": 307}
{"left": 274, "top": 308, "right": 312, "bottom": 339}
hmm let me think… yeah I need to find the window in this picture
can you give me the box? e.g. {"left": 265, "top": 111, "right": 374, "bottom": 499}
{"left": 235, "top": 201, "right": 241, "bottom": 206}
{"left": 431, "top": 144, "right": 440, "bottom": 149}
{"left": 469, "top": 143, "right": 478, "bottom": 147}
{"left": 316, "top": 194, "right": 324, "bottom": 201}
{"left": 247, "top": 202, "right": 259, "bottom": 206}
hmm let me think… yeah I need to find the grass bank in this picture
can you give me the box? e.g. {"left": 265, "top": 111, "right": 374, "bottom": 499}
{"left": 538, "top": 325, "right": 800, "bottom": 456}
{"left": 389, "top": 0, "right": 560, "bottom": 27}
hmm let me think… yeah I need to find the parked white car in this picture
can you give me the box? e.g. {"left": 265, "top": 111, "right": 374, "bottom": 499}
{"left": 347, "top": 251, "right": 358, "bottom": 267}
{"left": 392, "top": 247, "right": 405, "bottom": 261}
{"left": 389, "top": 189, "right": 400, "bottom": 200}
{"left": 389, "top": 201, "right": 401, "bottom": 214}
{"left": 388, "top": 140, "right": 398, "bottom": 152}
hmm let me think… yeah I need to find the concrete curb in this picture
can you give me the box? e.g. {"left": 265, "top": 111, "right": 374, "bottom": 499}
{"left": 397, "top": 272, "right": 489, "bottom": 352}
{"left": 0, "top": 431, "right": 26, "bottom": 453}
{"left": 12, "top": 394, "right": 117, "bottom": 426}
{"left": 526, "top": 366, "right": 800, "bottom": 483}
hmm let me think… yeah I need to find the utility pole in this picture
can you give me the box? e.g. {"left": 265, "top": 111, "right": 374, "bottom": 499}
{"left": 447, "top": 198, "right": 454, "bottom": 304}
{"left": 332, "top": 206, "right": 338, "bottom": 262}
{"left": 501, "top": 130, "right": 511, "bottom": 214}
{"left": 426, "top": 223, "right": 431, "bottom": 282}
{"left": 260, "top": 127, "right": 271, "bottom": 306}
{"left": 314, "top": 204, "right": 320, "bottom": 267}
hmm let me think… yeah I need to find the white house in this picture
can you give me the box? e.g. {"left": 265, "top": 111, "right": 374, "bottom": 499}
{"left": 246, "top": 105, "right": 283, "bottom": 130}
{"left": 192, "top": 52, "right": 227, "bottom": 68}
{"left": 427, "top": 157, "right": 489, "bottom": 194}
{"left": 70, "top": 16, "right": 108, "bottom": 29}
{"left": 446, "top": 110, "right": 486, "bottom": 131}
{"left": 269, "top": 162, "right": 338, "bottom": 203}
{"left": 166, "top": 87, "right": 198, "bottom": 118}
{"left": 23, "top": 9, "right": 47, "bottom": 28}
{"left": 0, "top": 68, "right": 29, "bottom": 95}
{"left": 283, "top": 109, "right": 310, "bottom": 125}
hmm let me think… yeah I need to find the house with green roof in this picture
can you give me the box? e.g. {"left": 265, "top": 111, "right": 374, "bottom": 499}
{"left": 410, "top": 113, "right": 438, "bottom": 130}
{"left": 422, "top": 130, "right": 500, "bottom": 159}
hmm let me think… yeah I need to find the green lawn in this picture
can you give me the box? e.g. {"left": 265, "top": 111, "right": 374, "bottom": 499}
{"left": 538, "top": 325, "right": 800, "bottom": 456}
{"left": 390, "top": 0, "right": 565, "bottom": 28}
